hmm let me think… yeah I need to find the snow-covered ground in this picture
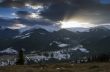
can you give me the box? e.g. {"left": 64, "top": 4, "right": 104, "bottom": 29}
{"left": 0, "top": 45, "right": 89, "bottom": 66}
{"left": 25, "top": 45, "right": 89, "bottom": 62}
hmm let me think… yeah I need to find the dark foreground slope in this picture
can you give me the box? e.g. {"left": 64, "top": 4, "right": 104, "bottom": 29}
{"left": 0, "top": 62, "right": 110, "bottom": 72}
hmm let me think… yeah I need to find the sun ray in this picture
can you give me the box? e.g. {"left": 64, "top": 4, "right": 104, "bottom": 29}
{"left": 60, "top": 20, "right": 96, "bottom": 28}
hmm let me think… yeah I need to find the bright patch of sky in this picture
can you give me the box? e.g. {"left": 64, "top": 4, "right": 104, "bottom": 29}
{"left": 8, "top": 24, "right": 27, "bottom": 29}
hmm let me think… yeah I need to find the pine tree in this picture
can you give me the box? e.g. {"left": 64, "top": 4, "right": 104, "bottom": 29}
{"left": 16, "top": 49, "right": 25, "bottom": 65}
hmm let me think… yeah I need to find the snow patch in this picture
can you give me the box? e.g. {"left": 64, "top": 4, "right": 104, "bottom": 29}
{"left": 19, "top": 24, "right": 60, "bottom": 33}
{"left": 0, "top": 48, "right": 18, "bottom": 54}
{"left": 50, "top": 41, "right": 69, "bottom": 47}
{"left": 58, "top": 44, "right": 69, "bottom": 47}
{"left": 14, "top": 33, "right": 31, "bottom": 39}
{"left": 64, "top": 37, "right": 70, "bottom": 40}
{"left": 72, "top": 45, "right": 89, "bottom": 53}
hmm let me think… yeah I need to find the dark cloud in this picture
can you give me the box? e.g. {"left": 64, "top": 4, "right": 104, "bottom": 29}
{"left": 70, "top": 9, "right": 110, "bottom": 24}
{"left": 38, "top": 0, "right": 110, "bottom": 24}
{"left": 0, "top": 17, "right": 58, "bottom": 28}
{"left": 0, "top": 0, "right": 45, "bottom": 7}
{"left": 15, "top": 11, "right": 31, "bottom": 18}
{"left": 40, "top": 2, "right": 77, "bottom": 21}
{"left": 0, "top": 0, "right": 110, "bottom": 24}
{"left": 0, "top": 18, "right": 12, "bottom": 26}
{"left": 0, "top": 0, "right": 25, "bottom": 7}
{"left": 40, "top": 0, "right": 101, "bottom": 21}
{"left": 12, "top": 18, "right": 57, "bottom": 26}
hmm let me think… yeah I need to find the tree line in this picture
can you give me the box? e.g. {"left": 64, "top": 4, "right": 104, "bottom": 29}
{"left": 15, "top": 49, "right": 110, "bottom": 65}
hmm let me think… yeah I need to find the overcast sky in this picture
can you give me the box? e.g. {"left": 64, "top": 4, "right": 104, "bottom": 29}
{"left": 0, "top": 0, "right": 110, "bottom": 29}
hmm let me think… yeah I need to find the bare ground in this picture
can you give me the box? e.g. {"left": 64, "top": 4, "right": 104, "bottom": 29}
{"left": 0, "top": 62, "right": 110, "bottom": 72}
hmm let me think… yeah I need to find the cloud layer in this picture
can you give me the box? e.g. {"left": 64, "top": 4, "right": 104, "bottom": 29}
{"left": 0, "top": 0, "right": 110, "bottom": 28}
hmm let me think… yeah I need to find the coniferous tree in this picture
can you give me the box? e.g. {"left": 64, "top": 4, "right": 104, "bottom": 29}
{"left": 16, "top": 49, "right": 25, "bottom": 65}
{"left": 96, "top": 54, "right": 110, "bottom": 62}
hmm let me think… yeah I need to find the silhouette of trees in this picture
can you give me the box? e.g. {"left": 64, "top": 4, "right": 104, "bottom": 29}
{"left": 96, "top": 54, "right": 110, "bottom": 62}
{"left": 87, "top": 54, "right": 110, "bottom": 62}
{"left": 16, "top": 49, "right": 25, "bottom": 65}
{"left": 43, "top": 52, "right": 49, "bottom": 57}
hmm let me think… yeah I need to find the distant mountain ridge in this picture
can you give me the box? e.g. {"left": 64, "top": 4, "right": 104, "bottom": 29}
{"left": 0, "top": 25, "right": 110, "bottom": 56}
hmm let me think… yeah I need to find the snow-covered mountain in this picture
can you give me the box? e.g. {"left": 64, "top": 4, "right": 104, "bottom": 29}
{"left": 18, "top": 24, "right": 60, "bottom": 33}
{"left": 0, "top": 48, "right": 18, "bottom": 54}
{"left": 66, "top": 27, "right": 90, "bottom": 32}
{"left": 0, "top": 26, "right": 19, "bottom": 39}
{"left": 0, "top": 24, "right": 110, "bottom": 59}
{"left": 66, "top": 25, "right": 110, "bottom": 32}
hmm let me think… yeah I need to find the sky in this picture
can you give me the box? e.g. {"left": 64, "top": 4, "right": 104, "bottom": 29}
{"left": 0, "top": 0, "right": 110, "bottom": 29}
{"left": 101, "top": 0, "right": 110, "bottom": 4}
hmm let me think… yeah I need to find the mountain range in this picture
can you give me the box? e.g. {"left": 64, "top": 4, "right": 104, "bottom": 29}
{"left": 0, "top": 25, "right": 110, "bottom": 56}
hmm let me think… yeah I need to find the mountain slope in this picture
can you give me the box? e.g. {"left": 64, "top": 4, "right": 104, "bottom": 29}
{"left": 0, "top": 26, "right": 110, "bottom": 55}
{"left": 82, "top": 36, "right": 110, "bottom": 55}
